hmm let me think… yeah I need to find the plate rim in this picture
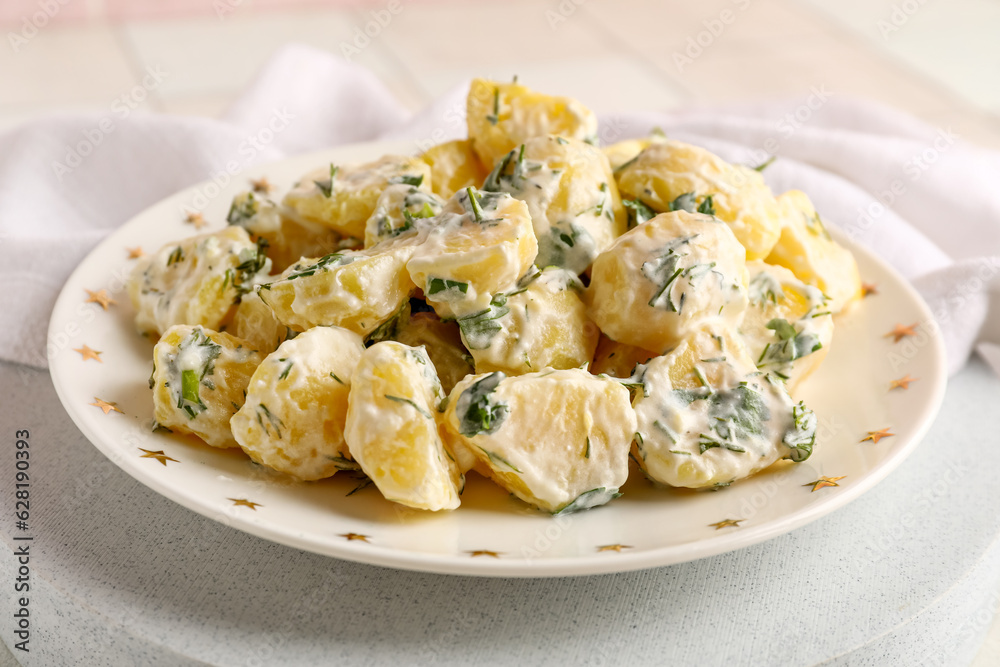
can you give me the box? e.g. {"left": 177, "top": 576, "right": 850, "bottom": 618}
{"left": 48, "top": 139, "right": 949, "bottom": 577}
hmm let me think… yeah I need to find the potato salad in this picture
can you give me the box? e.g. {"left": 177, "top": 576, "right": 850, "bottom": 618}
{"left": 128, "top": 78, "right": 863, "bottom": 514}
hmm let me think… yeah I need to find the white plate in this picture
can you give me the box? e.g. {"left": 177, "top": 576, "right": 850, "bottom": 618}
{"left": 48, "top": 140, "right": 948, "bottom": 577}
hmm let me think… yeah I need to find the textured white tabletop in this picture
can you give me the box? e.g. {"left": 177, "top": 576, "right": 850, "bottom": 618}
{"left": 1, "top": 357, "right": 999, "bottom": 666}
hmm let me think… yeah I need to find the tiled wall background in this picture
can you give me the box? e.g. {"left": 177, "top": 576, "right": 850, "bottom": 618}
{"left": 2, "top": 0, "right": 1000, "bottom": 149}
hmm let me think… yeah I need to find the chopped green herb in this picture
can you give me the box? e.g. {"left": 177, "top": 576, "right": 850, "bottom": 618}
{"left": 623, "top": 198, "right": 656, "bottom": 229}
{"left": 457, "top": 294, "right": 509, "bottom": 350}
{"left": 455, "top": 372, "right": 508, "bottom": 436}
{"left": 329, "top": 372, "right": 345, "bottom": 385}
{"left": 752, "top": 156, "right": 776, "bottom": 172}
{"left": 554, "top": 487, "right": 622, "bottom": 515}
{"left": 226, "top": 191, "right": 259, "bottom": 226}
{"left": 278, "top": 359, "right": 293, "bottom": 380}
{"left": 748, "top": 271, "right": 784, "bottom": 306}
{"left": 314, "top": 164, "right": 338, "bottom": 197}
{"left": 783, "top": 401, "right": 817, "bottom": 462}
{"left": 385, "top": 394, "right": 432, "bottom": 419}
{"left": 325, "top": 454, "right": 361, "bottom": 471}
{"left": 346, "top": 476, "right": 372, "bottom": 496}
{"left": 697, "top": 194, "right": 715, "bottom": 216}
{"left": 255, "top": 403, "right": 284, "bottom": 439}
{"left": 167, "top": 246, "right": 184, "bottom": 266}
{"left": 485, "top": 87, "right": 500, "bottom": 125}
{"left": 668, "top": 192, "right": 698, "bottom": 213}
{"left": 613, "top": 153, "right": 641, "bottom": 175}
{"left": 280, "top": 252, "right": 354, "bottom": 281}
{"left": 642, "top": 235, "right": 697, "bottom": 312}
{"left": 584, "top": 436, "right": 591, "bottom": 459}
{"left": 389, "top": 173, "right": 424, "bottom": 187}
{"left": 478, "top": 446, "right": 521, "bottom": 473}
{"left": 466, "top": 186, "right": 485, "bottom": 222}
{"left": 427, "top": 277, "right": 470, "bottom": 296}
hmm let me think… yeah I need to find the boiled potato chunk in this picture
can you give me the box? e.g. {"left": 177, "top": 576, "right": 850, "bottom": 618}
{"left": 590, "top": 334, "right": 657, "bottom": 379}
{"left": 420, "top": 139, "right": 489, "bottom": 200}
{"left": 602, "top": 131, "right": 668, "bottom": 172}
{"left": 461, "top": 267, "right": 598, "bottom": 375}
{"left": 406, "top": 188, "right": 537, "bottom": 319}
{"left": 766, "top": 190, "right": 863, "bottom": 313}
{"left": 482, "top": 136, "right": 627, "bottom": 273}
{"left": 345, "top": 342, "right": 462, "bottom": 511}
{"left": 585, "top": 210, "right": 749, "bottom": 354}
{"left": 229, "top": 289, "right": 289, "bottom": 355}
{"left": 151, "top": 325, "right": 262, "bottom": 449}
{"left": 283, "top": 155, "right": 432, "bottom": 239}
{"left": 258, "top": 243, "right": 415, "bottom": 336}
{"left": 741, "top": 261, "right": 834, "bottom": 395}
{"left": 443, "top": 369, "right": 636, "bottom": 513}
{"left": 615, "top": 140, "right": 782, "bottom": 260}
{"left": 363, "top": 183, "right": 444, "bottom": 248}
{"left": 128, "top": 226, "right": 270, "bottom": 337}
{"left": 467, "top": 78, "right": 598, "bottom": 168}
{"left": 393, "top": 310, "right": 474, "bottom": 394}
{"left": 632, "top": 324, "right": 817, "bottom": 489}
{"left": 231, "top": 326, "right": 364, "bottom": 481}
{"left": 226, "top": 191, "right": 346, "bottom": 273}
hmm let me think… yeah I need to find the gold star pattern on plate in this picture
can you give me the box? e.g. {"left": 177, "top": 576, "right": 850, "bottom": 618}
{"left": 73, "top": 344, "right": 102, "bottom": 362}
{"left": 84, "top": 289, "right": 116, "bottom": 310}
{"left": 708, "top": 518, "right": 744, "bottom": 530}
{"left": 139, "top": 448, "right": 178, "bottom": 466}
{"left": 339, "top": 532, "right": 370, "bottom": 542}
{"left": 250, "top": 176, "right": 273, "bottom": 194}
{"left": 184, "top": 210, "right": 207, "bottom": 229}
{"left": 885, "top": 322, "right": 918, "bottom": 343}
{"left": 126, "top": 246, "right": 146, "bottom": 259}
{"left": 804, "top": 476, "right": 846, "bottom": 492}
{"left": 467, "top": 550, "right": 501, "bottom": 558}
{"left": 862, "top": 282, "right": 878, "bottom": 297}
{"left": 861, "top": 428, "right": 895, "bottom": 444}
{"left": 889, "top": 375, "right": 918, "bottom": 391}
{"left": 89, "top": 397, "right": 122, "bottom": 415}
{"left": 596, "top": 544, "right": 632, "bottom": 552}
{"left": 228, "top": 498, "right": 262, "bottom": 510}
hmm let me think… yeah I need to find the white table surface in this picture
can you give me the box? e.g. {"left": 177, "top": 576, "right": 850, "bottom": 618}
{"left": 2, "top": 356, "right": 1000, "bottom": 666}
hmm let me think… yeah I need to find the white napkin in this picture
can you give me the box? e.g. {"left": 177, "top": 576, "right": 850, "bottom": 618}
{"left": 1, "top": 44, "right": 997, "bottom": 375}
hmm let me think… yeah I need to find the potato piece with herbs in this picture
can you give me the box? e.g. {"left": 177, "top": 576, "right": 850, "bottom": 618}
{"left": 258, "top": 242, "right": 415, "bottom": 337}
{"left": 226, "top": 190, "right": 348, "bottom": 273}
{"left": 482, "top": 136, "right": 627, "bottom": 274}
{"left": 460, "top": 267, "right": 598, "bottom": 375}
{"left": 443, "top": 369, "right": 636, "bottom": 514}
{"left": 393, "top": 310, "right": 474, "bottom": 394}
{"left": 467, "top": 78, "right": 598, "bottom": 168}
{"left": 363, "top": 183, "right": 444, "bottom": 248}
{"left": 420, "top": 139, "right": 489, "bottom": 200}
{"left": 406, "top": 188, "right": 537, "bottom": 319}
{"left": 766, "top": 190, "right": 863, "bottom": 314}
{"left": 615, "top": 140, "right": 782, "bottom": 260}
{"left": 585, "top": 210, "right": 749, "bottom": 354}
{"left": 128, "top": 226, "right": 270, "bottom": 337}
{"left": 229, "top": 290, "right": 290, "bottom": 355}
{"left": 283, "top": 155, "right": 432, "bottom": 239}
{"left": 741, "top": 261, "right": 834, "bottom": 395}
{"left": 602, "top": 131, "right": 668, "bottom": 172}
{"left": 590, "top": 334, "right": 657, "bottom": 379}
{"left": 151, "top": 325, "right": 262, "bottom": 449}
{"left": 631, "top": 325, "right": 817, "bottom": 489}
{"left": 345, "top": 342, "right": 462, "bottom": 511}
{"left": 231, "top": 326, "right": 364, "bottom": 481}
